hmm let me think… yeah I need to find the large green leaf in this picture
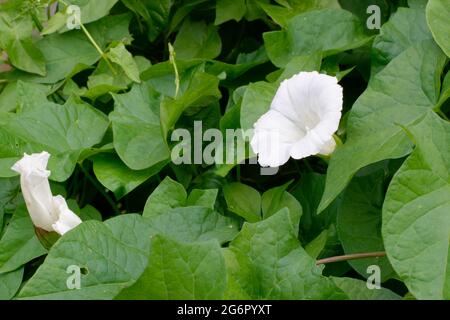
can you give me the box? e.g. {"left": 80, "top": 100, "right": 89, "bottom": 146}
{"left": 372, "top": 8, "right": 432, "bottom": 74}
{"left": 318, "top": 41, "right": 447, "bottom": 213}
{"left": 224, "top": 209, "right": 347, "bottom": 299}
{"left": 383, "top": 113, "right": 450, "bottom": 300}
{"left": 426, "top": 0, "right": 450, "bottom": 57}
{"left": 0, "top": 201, "right": 47, "bottom": 274}
{"left": 331, "top": 277, "right": 401, "bottom": 300}
{"left": 111, "top": 83, "right": 170, "bottom": 171}
{"left": 17, "top": 215, "right": 151, "bottom": 299}
{"left": 3, "top": 82, "right": 109, "bottom": 182}
{"left": 117, "top": 236, "right": 226, "bottom": 299}
{"left": 145, "top": 206, "right": 239, "bottom": 244}
{"left": 263, "top": 9, "right": 371, "bottom": 67}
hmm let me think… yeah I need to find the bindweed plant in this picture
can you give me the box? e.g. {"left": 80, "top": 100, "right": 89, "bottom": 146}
{"left": 0, "top": 0, "right": 449, "bottom": 300}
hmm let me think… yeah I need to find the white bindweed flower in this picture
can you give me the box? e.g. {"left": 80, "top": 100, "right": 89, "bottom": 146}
{"left": 11, "top": 152, "right": 82, "bottom": 236}
{"left": 250, "top": 71, "right": 343, "bottom": 167}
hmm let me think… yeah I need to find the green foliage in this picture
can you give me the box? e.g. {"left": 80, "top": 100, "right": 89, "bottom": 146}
{"left": 0, "top": 0, "right": 449, "bottom": 300}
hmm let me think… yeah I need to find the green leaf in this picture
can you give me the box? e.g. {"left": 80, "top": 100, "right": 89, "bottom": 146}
{"left": 215, "top": 0, "right": 246, "bottom": 25}
{"left": 107, "top": 43, "right": 141, "bottom": 83}
{"left": 122, "top": 0, "right": 172, "bottom": 41}
{"left": 372, "top": 8, "right": 432, "bottom": 74}
{"left": 93, "top": 153, "right": 167, "bottom": 199}
{"left": 0, "top": 15, "right": 46, "bottom": 75}
{"left": 145, "top": 206, "right": 239, "bottom": 244}
{"left": 0, "top": 267, "right": 24, "bottom": 300}
{"left": 6, "top": 14, "right": 131, "bottom": 84}
{"left": 224, "top": 209, "right": 347, "bottom": 299}
{"left": 223, "top": 182, "right": 261, "bottom": 222}
{"left": 383, "top": 112, "right": 450, "bottom": 300}
{"left": 318, "top": 41, "right": 447, "bottom": 213}
{"left": 305, "top": 230, "right": 328, "bottom": 259}
{"left": 331, "top": 277, "right": 401, "bottom": 300}
{"left": 143, "top": 177, "right": 187, "bottom": 217}
{"left": 263, "top": 9, "right": 371, "bottom": 67}
{"left": 160, "top": 71, "right": 222, "bottom": 138}
{"left": 3, "top": 82, "right": 109, "bottom": 182}
{"left": 268, "top": 53, "right": 322, "bottom": 82}
{"left": 67, "top": 199, "right": 102, "bottom": 222}
{"left": 173, "top": 19, "right": 222, "bottom": 60}
{"left": 240, "top": 81, "right": 277, "bottom": 132}
{"left": 117, "top": 236, "right": 226, "bottom": 299}
{"left": 426, "top": 0, "right": 450, "bottom": 57}
{"left": 17, "top": 215, "right": 151, "bottom": 299}
{"left": 259, "top": 0, "right": 340, "bottom": 27}
{"left": 186, "top": 189, "right": 218, "bottom": 209}
{"left": 111, "top": 83, "right": 169, "bottom": 171}
{"left": 63, "top": 0, "right": 119, "bottom": 25}
{"left": 291, "top": 172, "right": 340, "bottom": 244}
{"left": 0, "top": 200, "right": 47, "bottom": 274}
{"left": 240, "top": 54, "right": 321, "bottom": 132}
{"left": 337, "top": 164, "right": 395, "bottom": 281}
{"left": 261, "top": 181, "right": 302, "bottom": 232}
{"left": 0, "top": 177, "right": 20, "bottom": 231}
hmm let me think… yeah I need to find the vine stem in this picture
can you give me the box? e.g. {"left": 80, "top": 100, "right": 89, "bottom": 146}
{"left": 58, "top": 0, "right": 116, "bottom": 74}
{"left": 316, "top": 251, "right": 386, "bottom": 265}
{"left": 78, "top": 163, "right": 121, "bottom": 216}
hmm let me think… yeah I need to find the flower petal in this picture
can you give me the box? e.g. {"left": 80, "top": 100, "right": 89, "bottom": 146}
{"left": 52, "top": 195, "right": 82, "bottom": 235}
{"left": 251, "top": 110, "right": 303, "bottom": 167}
{"left": 12, "top": 152, "right": 55, "bottom": 231}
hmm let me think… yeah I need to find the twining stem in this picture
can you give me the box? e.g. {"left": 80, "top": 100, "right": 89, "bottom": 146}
{"left": 316, "top": 251, "right": 386, "bottom": 265}
{"left": 168, "top": 43, "right": 180, "bottom": 98}
{"left": 58, "top": 0, "right": 116, "bottom": 74}
{"left": 78, "top": 163, "right": 121, "bottom": 216}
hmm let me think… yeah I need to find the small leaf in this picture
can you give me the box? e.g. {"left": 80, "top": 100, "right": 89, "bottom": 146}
{"left": 223, "top": 182, "right": 261, "bottom": 222}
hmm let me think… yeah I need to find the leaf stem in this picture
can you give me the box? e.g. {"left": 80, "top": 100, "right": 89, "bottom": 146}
{"left": 79, "top": 23, "right": 116, "bottom": 75}
{"left": 316, "top": 251, "right": 386, "bottom": 265}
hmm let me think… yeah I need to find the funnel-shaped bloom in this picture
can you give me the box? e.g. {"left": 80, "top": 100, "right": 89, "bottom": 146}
{"left": 11, "top": 152, "right": 82, "bottom": 235}
{"left": 250, "top": 71, "right": 343, "bottom": 167}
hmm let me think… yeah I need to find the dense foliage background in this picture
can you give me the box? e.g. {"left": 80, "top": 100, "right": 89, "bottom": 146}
{"left": 0, "top": 0, "right": 449, "bottom": 300}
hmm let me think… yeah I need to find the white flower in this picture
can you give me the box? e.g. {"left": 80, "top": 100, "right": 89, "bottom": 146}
{"left": 11, "top": 152, "right": 82, "bottom": 236}
{"left": 250, "top": 71, "right": 343, "bottom": 167}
